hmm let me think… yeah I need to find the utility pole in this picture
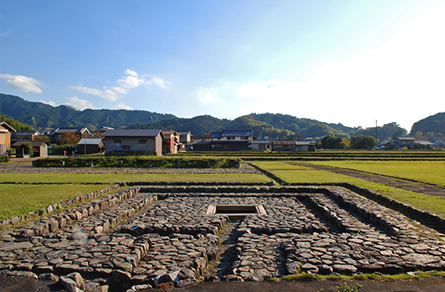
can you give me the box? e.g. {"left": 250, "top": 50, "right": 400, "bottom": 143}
{"left": 31, "top": 116, "right": 36, "bottom": 130}
{"left": 106, "top": 114, "right": 109, "bottom": 129}
{"left": 150, "top": 116, "right": 153, "bottom": 129}
{"left": 375, "top": 120, "right": 378, "bottom": 143}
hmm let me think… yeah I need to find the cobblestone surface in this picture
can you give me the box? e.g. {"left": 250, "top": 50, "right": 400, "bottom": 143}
{"left": 1, "top": 185, "right": 444, "bottom": 291}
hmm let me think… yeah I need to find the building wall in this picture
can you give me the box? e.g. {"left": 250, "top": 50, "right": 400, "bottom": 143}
{"left": 104, "top": 135, "right": 162, "bottom": 155}
{"left": 0, "top": 127, "right": 11, "bottom": 154}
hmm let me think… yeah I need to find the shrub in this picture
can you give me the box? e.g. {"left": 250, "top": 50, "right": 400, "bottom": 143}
{"left": 17, "top": 142, "right": 34, "bottom": 157}
{"left": 33, "top": 156, "right": 242, "bottom": 168}
{"left": 0, "top": 156, "right": 10, "bottom": 163}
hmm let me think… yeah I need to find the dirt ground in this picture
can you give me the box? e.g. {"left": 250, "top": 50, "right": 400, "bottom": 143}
{"left": 2, "top": 274, "right": 445, "bottom": 292}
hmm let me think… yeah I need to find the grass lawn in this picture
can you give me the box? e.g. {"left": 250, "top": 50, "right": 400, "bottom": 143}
{"left": 0, "top": 173, "right": 271, "bottom": 184}
{"left": 0, "top": 184, "right": 110, "bottom": 219}
{"left": 249, "top": 161, "right": 310, "bottom": 170}
{"left": 301, "top": 160, "right": 445, "bottom": 187}
{"left": 250, "top": 161, "right": 445, "bottom": 218}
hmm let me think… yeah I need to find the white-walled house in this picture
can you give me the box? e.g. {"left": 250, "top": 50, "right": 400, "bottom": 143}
{"left": 103, "top": 129, "right": 163, "bottom": 156}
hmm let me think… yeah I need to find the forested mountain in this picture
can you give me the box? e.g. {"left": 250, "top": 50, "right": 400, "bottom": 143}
{"left": 0, "top": 93, "right": 439, "bottom": 140}
{"left": 140, "top": 113, "right": 356, "bottom": 138}
{"left": 0, "top": 114, "right": 33, "bottom": 131}
{"left": 350, "top": 122, "right": 408, "bottom": 141}
{"left": 0, "top": 94, "right": 175, "bottom": 131}
{"left": 410, "top": 112, "right": 445, "bottom": 136}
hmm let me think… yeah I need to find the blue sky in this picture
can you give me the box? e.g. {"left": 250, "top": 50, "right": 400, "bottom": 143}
{"left": 1, "top": 0, "right": 444, "bottom": 131}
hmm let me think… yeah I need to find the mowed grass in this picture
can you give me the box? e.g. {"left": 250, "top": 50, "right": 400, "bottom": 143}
{"left": 0, "top": 184, "right": 109, "bottom": 219}
{"left": 0, "top": 173, "right": 271, "bottom": 184}
{"left": 250, "top": 161, "right": 445, "bottom": 218}
{"left": 249, "top": 161, "right": 311, "bottom": 170}
{"left": 0, "top": 172, "right": 270, "bottom": 219}
{"left": 303, "top": 160, "right": 445, "bottom": 187}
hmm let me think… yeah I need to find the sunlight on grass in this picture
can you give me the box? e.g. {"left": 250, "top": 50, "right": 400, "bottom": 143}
{"left": 0, "top": 184, "right": 109, "bottom": 219}
{"left": 255, "top": 164, "right": 445, "bottom": 218}
{"left": 249, "top": 161, "right": 311, "bottom": 170}
{"left": 304, "top": 160, "right": 445, "bottom": 187}
{"left": 0, "top": 173, "right": 271, "bottom": 184}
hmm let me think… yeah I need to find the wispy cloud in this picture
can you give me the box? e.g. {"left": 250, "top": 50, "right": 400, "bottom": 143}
{"left": 65, "top": 96, "right": 95, "bottom": 110}
{"left": 197, "top": 87, "right": 221, "bottom": 104}
{"left": 113, "top": 102, "right": 133, "bottom": 110}
{"left": 71, "top": 69, "right": 170, "bottom": 102}
{"left": 0, "top": 74, "right": 43, "bottom": 93}
{"left": 40, "top": 100, "right": 57, "bottom": 107}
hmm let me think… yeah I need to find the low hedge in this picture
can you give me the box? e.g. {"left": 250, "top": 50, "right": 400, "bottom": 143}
{"left": 33, "top": 156, "right": 241, "bottom": 168}
{"left": 0, "top": 156, "right": 10, "bottom": 163}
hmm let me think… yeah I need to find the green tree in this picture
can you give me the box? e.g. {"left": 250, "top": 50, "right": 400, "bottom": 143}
{"left": 17, "top": 142, "right": 34, "bottom": 157}
{"left": 350, "top": 135, "right": 376, "bottom": 149}
{"left": 321, "top": 135, "right": 343, "bottom": 149}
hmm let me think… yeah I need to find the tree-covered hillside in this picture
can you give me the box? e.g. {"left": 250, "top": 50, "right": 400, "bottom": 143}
{"left": 0, "top": 94, "right": 175, "bottom": 131}
{"left": 2, "top": 93, "right": 440, "bottom": 140}
{"left": 410, "top": 112, "right": 445, "bottom": 136}
{"left": 0, "top": 114, "right": 33, "bottom": 131}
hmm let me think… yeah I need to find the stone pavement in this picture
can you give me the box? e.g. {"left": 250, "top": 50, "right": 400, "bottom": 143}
{"left": 1, "top": 185, "right": 444, "bottom": 291}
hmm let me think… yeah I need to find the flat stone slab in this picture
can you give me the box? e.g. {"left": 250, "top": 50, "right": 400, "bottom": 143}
{"left": 0, "top": 185, "right": 444, "bottom": 289}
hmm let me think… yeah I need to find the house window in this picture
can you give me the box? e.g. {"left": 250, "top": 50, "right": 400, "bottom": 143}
{"left": 114, "top": 139, "right": 121, "bottom": 144}
{"left": 139, "top": 139, "right": 147, "bottom": 144}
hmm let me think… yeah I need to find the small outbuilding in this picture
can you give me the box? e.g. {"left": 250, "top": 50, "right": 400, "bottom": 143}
{"left": 77, "top": 138, "right": 105, "bottom": 155}
{"left": 12, "top": 140, "right": 48, "bottom": 157}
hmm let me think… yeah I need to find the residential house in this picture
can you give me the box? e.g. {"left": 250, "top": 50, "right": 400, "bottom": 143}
{"left": 102, "top": 129, "right": 163, "bottom": 156}
{"left": 161, "top": 130, "right": 179, "bottom": 154}
{"left": 251, "top": 138, "right": 270, "bottom": 151}
{"left": 12, "top": 130, "right": 40, "bottom": 143}
{"left": 176, "top": 131, "right": 192, "bottom": 152}
{"left": 12, "top": 140, "right": 48, "bottom": 157}
{"left": 77, "top": 138, "right": 105, "bottom": 155}
{"left": 429, "top": 137, "right": 445, "bottom": 149}
{"left": 53, "top": 127, "right": 90, "bottom": 144}
{"left": 177, "top": 131, "right": 192, "bottom": 144}
{"left": 0, "top": 121, "right": 16, "bottom": 155}
{"left": 210, "top": 130, "right": 253, "bottom": 151}
{"left": 94, "top": 126, "right": 114, "bottom": 135}
{"left": 270, "top": 140, "right": 316, "bottom": 152}
{"left": 377, "top": 136, "right": 433, "bottom": 150}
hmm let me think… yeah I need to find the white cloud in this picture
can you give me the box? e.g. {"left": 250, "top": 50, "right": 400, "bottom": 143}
{"left": 197, "top": 87, "right": 222, "bottom": 104}
{"left": 71, "top": 69, "right": 170, "bottom": 102}
{"left": 124, "top": 69, "right": 138, "bottom": 77}
{"left": 117, "top": 70, "right": 148, "bottom": 88}
{"left": 151, "top": 76, "right": 173, "bottom": 89}
{"left": 40, "top": 100, "right": 56, "bottom": 107}
{"left": 0, "top": 74, "right": 43, "bottom": 93}
{"left": 70, "top": 85, "right": 122, "bottom": 101}
{"left": 65, "top": 96, "right": 95, "bottom": 110}
{"left": 113, "top": 102, "right": 133, "bottom": 110}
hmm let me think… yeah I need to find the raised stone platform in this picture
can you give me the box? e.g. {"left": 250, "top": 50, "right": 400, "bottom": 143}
{"left": 1, "top": 185, "right": 444, "bottom": 291}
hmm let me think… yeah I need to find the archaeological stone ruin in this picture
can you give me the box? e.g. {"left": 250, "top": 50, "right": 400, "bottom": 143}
{"left": 1, "top": 184, "right": 445, "bottom": 291}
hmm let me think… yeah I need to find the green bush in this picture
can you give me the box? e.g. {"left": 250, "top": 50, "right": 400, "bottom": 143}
{"left": 17, "top": 142, "right": 33, "bottom": 157}
{"left": 33, "top": 156, "right": 241, "bottom": 168}
{"left": 0, "top": 156, "right": 10, "bottom": 163}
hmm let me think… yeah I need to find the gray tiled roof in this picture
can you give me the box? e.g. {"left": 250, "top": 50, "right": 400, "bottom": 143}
{"left": 103, "top": 129, "right": 161, "bottom": 137}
